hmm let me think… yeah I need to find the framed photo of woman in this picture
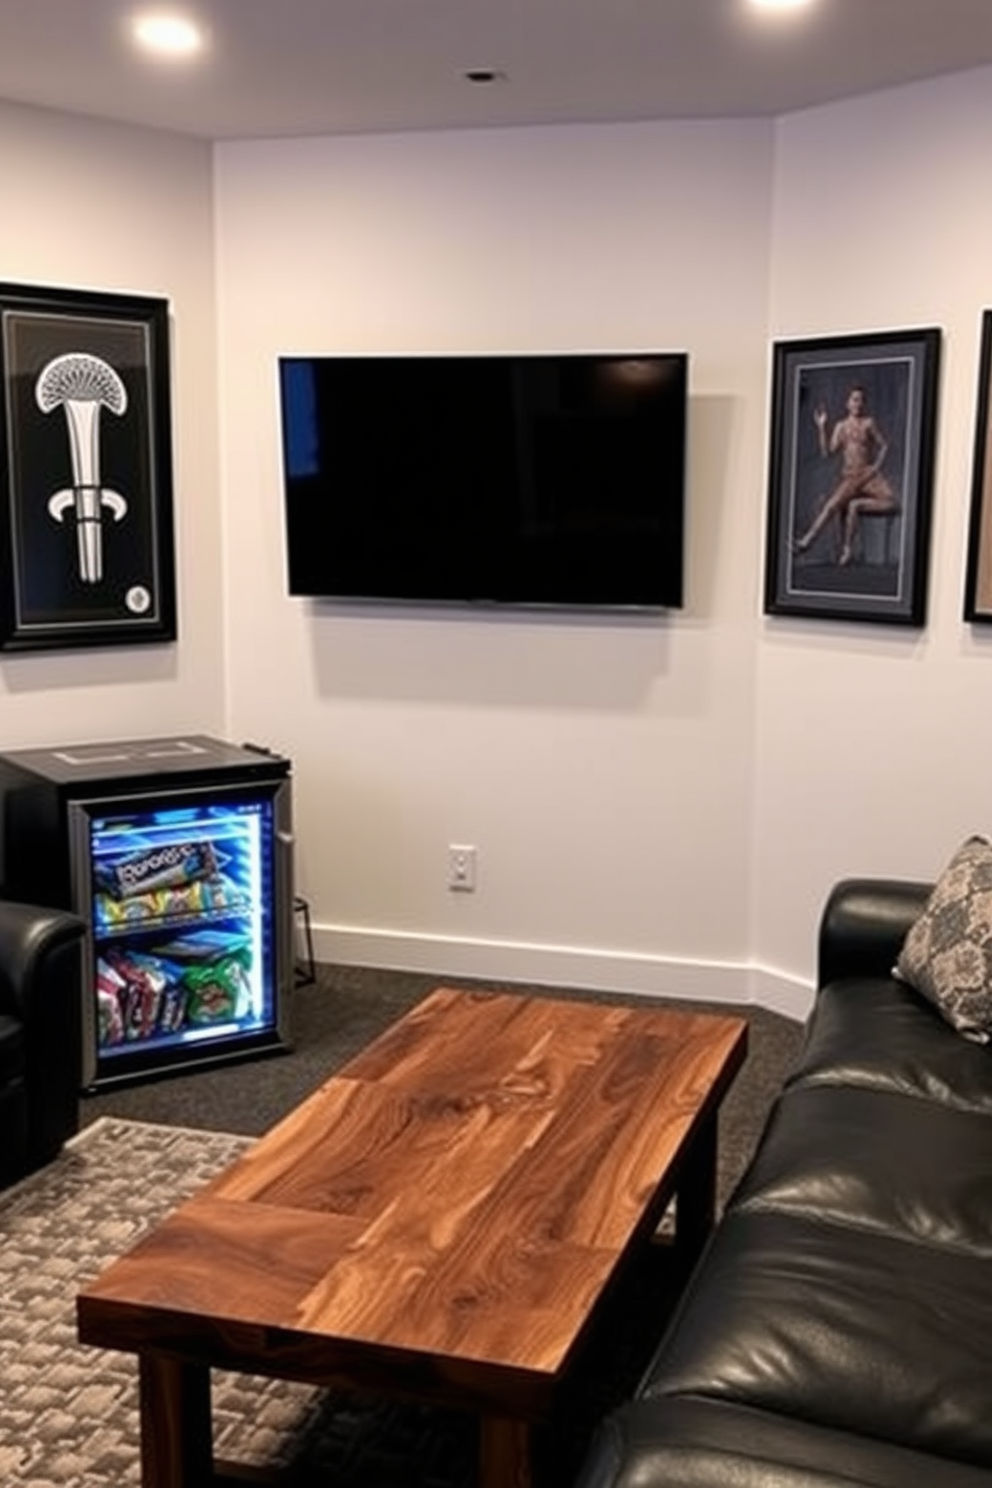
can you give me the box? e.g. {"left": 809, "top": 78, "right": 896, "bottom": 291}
{"left": 963, "top": 311, "right": 992, "bottom": 622}
{"left": 763, "top": 327, "right": 941, "bottom": 627}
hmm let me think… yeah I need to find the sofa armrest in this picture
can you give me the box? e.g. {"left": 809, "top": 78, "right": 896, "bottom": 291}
{"left": 817, "top": 878, "right": 932, "bottom": 990}
{"left": 0, "top": 900, "right": 87, "bottom": 1020}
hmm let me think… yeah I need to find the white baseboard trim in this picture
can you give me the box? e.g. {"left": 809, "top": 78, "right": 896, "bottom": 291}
{"left": 311, "top": 922, "right": 816, "bottom": 1024}
{"left": 747, "top": 964, "right": 815, "bottom": 1023}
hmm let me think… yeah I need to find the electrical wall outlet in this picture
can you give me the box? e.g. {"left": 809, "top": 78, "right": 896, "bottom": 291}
{"left": 447, "top": 843, "right": 477, "bottom": 892}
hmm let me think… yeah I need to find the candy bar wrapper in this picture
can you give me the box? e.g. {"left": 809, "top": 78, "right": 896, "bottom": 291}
{"left": 104, "top": 950, "right": 165, "bottom": 1041}
{"left": 123, "top": 977, "right": 162, "bottom": 1041}
{"left": 96, "top": 958, "right": 127, "bottom": 1047}
{"left": 95, "top": 874, "right": 248, "bottom": 929}
{"left": 158, "top": 981, "right": 189, "bottom": 1034}
{"left": 126, "top": 951, "right": 189, "bottom": 1038}
{"left": 97, "top": 955, "right": 127, "bottom": 992}
{"left": 183, "top": 955, "right": 250, "bottom": 1024}
{"left": 154, "top": 927, "right": 252, "bottom": 963}
{"left": 97, "top": 986, "right": 125, "bottom": 1046}
{"left": 97, "top": 839, "right": 220, "bottom": 901}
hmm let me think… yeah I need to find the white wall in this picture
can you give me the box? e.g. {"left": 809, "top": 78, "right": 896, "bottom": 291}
{"left": 0, "top": 101, "right": 223, "bottom": 744}
{"left": 214, "top": 121, "right": 780, "bottom": 1006}
{"left": 751, "top": 67, "right": 992, "bottom": 986}
{"left": 6, "top": 72, "right": 987, "bottom": 1024}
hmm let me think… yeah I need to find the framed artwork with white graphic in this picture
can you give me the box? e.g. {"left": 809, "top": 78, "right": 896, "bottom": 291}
{"left": 0, "top": 283, "right": 177, "bottom": 650}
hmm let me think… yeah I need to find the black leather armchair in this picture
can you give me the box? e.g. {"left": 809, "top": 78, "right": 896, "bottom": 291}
{"left": 0, "top": 899, "right": 87, "bottom": 1188}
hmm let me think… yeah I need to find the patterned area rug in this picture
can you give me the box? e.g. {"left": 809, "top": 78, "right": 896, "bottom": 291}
{"left": 0, "top": 1117, "right": 681, "bottom": 1487}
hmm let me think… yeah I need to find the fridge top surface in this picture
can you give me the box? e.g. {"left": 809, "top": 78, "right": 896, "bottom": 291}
{"left": 0, "top": 735, "right": 290, "bottom": 788}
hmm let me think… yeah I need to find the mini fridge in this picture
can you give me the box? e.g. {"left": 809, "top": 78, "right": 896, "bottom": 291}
{"left": 0, "top": 735, "right": 294, "bottom": 1090}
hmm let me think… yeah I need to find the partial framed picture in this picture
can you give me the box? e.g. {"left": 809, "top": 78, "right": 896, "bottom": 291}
{"left": 763, "top": 327, "right": 941, "bottom": 627}
{"left": 0, "top": 283, "right": 177, "bottom": 651}
{"left": 963, "top": 311, "right": 992, "bottom": 622}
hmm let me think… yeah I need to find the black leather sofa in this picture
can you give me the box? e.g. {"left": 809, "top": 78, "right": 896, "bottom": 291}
{"left": 0, "top": 899, "right": 87, "bottom": 1188}
{"left": 574, "top": 877, "right": 992, "bottom": 1488}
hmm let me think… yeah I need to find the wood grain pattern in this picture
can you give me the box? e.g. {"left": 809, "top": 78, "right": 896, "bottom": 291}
{"left": 137, "top": 1354, "right": 211, "bottom": 1488}
{"left": 77, "top": 989, "right": 747, "bottom": 1484}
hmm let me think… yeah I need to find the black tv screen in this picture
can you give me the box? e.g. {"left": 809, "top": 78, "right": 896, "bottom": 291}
{"left": 278, "top": 351, "right": 687, "bottom": 611}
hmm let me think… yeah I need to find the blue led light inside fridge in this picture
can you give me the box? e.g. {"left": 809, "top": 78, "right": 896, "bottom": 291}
{"left": 88, "top": 795, "right": 276, "bottom": 1063}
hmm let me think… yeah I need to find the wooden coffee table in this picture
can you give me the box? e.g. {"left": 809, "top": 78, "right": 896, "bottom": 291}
{"left": 77, "top": 987, "right": 747, "bottom": 1488}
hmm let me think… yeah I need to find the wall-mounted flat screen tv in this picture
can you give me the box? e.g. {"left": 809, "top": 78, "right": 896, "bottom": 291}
{"left": 278, "top": 351, "right": 688, "bottom": 611}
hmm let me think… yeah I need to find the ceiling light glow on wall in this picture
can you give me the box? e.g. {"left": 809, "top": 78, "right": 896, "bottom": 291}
{"left": 131, "top": 11, "right": 205, "bottom": 58}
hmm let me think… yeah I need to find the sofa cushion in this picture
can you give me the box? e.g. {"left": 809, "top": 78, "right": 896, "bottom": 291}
{"left": 788, "top": 976, "right": 992, "bottom": 1114}
{"left": 640, "top": 1207, "right": 992, "bottom": 1466}
{"left": 895, "top": 835, "right": 992, "bottom": 1042}
{"left": 0, "top": 1012, "right": 24, "bottom": 1086}
{"left": 731, "top": 1080, "right": 992, "bottom": 1253}
{"left": 0, "top": 1069, "right": 27, "bottom": 1185}
{"left": 576, "top": 1396, "right": 992, "bottom": 1488}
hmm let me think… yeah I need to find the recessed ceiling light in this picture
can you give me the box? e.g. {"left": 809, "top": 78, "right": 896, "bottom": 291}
{"left": 748, "top": 0, "right": 815, "bottom": 12}
{"left": 131, "top": 11, "right": 205, "bottom": 58}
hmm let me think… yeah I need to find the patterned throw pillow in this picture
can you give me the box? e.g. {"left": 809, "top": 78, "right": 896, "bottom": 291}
{"left": 896, "top": 835, "right": 992, "bottom": 1043}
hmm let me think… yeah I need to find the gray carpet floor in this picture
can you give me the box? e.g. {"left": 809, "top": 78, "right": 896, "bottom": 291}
{"left": 80, "top": 963, "right": 805, "bottom": 1213}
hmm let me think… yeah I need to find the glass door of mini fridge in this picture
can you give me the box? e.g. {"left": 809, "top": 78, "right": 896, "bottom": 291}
{"left": 67, "top": 776, "right": 293, "bottom": 1089}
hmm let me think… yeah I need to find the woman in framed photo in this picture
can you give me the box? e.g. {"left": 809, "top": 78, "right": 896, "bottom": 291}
{"left": 793, "top": 383, "right": 898, "bottom": 565}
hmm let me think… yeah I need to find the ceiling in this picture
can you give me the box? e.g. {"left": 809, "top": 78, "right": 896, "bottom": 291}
{"left": 0, "top": 0, "right": 990, "bottom": 142}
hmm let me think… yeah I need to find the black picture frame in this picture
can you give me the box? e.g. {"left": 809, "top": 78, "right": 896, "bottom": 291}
{"left": 963, "top": 311, "right": 992, "bottom": 622}
{"left": 763, "top": 327, "right": 941, "bottom": 627}
{"left": 0, "top": 282, "right": 177, "bottom": 651}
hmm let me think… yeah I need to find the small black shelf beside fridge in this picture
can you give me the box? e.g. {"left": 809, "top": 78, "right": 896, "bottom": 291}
{"left": 0, "top": 735, "right": 294, "bottom": 1091}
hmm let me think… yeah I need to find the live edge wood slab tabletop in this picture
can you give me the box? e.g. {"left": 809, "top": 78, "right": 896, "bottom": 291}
{"left": 77, "top": 987, "right": 748, "bottom": 1488}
